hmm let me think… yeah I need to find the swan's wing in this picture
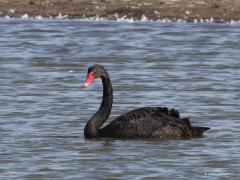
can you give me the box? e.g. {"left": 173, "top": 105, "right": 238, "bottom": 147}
{"left": 99, "top": 107, "right": 190, "bottom": 138}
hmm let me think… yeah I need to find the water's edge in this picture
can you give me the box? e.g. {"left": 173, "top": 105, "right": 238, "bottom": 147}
{"left": 1, "top": 0, "right": 240, "bottom": 22}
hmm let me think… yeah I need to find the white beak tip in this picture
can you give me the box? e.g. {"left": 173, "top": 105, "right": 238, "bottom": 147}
{"left": 83, "top": 82, "right": 89, "bottom": 88}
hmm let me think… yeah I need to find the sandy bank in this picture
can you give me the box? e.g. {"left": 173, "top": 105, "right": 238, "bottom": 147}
{"left": 1, "top": 0, "right": 240, "bottom": 22}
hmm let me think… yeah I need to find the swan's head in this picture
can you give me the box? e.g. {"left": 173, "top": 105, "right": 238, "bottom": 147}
{"left": 83, "top": 64, "right": 106, "bottom": 88}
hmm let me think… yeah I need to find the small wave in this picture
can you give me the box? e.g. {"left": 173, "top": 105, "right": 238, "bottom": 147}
{"left": 21, "top": 13, "right": 29, "bottom": 19}
{"left": 1, "top": 13, "right": 69, "bottom": 21}
{"left": 1, "top": 13, "right": 240, "bottom": 24}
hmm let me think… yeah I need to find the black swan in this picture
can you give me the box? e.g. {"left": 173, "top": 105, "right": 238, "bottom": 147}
{"left": 82, "top": 64, "right": 210, "bottom": 139}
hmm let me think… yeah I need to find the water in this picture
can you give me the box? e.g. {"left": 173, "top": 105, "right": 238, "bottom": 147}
{"left": 0, "top": 18, "right": 240, "bottom": 179}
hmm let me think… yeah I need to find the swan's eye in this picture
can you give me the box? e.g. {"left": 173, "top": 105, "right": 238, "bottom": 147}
{"left": 83, "top": 71, "right": 94, "bottom": 88}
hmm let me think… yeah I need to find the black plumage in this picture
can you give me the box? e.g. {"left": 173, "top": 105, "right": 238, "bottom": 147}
{"left": 83, "top": 64, "right": 210, "bottom": 139}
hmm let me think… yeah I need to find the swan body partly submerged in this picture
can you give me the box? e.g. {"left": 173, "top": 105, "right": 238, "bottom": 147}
{"left": 83, "top": 64, "right": 210, "bottom": 139}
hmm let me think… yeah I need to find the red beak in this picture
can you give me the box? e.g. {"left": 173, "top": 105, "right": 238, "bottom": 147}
{"left": 83, "top": 71, "right": 94, "bottom": 88}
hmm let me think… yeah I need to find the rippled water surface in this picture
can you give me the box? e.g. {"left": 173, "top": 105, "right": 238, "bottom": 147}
{"left": 0, "top": 19, "right": 240, "bottom": 179}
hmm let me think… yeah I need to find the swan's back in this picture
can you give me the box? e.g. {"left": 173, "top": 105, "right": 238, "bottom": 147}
{"left": 99, "top": 107, "right": 209, "bottom": 138}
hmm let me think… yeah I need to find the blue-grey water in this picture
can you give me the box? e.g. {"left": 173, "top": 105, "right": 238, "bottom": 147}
{"left": 0, "top": 18, "right": 239, "bottom": 179}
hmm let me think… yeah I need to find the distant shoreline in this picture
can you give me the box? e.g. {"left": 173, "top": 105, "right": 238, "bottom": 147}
{"left": 1, "top": 0, "right": 240, "bottom": 22}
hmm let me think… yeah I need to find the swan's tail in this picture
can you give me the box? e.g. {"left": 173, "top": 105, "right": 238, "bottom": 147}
{"left": 191, "top": 126, "right": 210, "bottom": 137}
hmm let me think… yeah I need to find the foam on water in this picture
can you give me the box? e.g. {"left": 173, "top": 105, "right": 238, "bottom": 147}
{"left": 1, "top": 12, "right": 240, "bottom": 24}
{"left": 21, "top": 13, "right": 29, "bottom": 19}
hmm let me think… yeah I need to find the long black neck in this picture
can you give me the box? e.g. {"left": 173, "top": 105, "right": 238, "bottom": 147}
{"left": 84, "top": 71, "right": 113, "bottom": 138}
